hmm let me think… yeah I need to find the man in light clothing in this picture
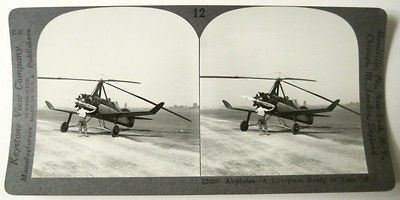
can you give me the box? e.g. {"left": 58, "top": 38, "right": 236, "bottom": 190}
{"left": 77, "top": 107, "right": 96, "bottom": 137}
{"left": 256, "top": 105, "right": 273, "bottom": 134}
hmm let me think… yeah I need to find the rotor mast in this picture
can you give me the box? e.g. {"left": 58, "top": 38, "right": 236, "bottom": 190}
{"left": 91, "top": 80, "right": 108, "bottom": 100}
{"left": 269, "top": 78, "right": 286, "bottom": 98}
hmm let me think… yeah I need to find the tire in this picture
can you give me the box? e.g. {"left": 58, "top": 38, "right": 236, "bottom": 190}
{"left": 112, "top": 125, "right": 120, "bottom": 137}
{"left": 240, "top": 121, "right": 249, "bottom": 132}
{"left": 60, "top": 122, "right": 69, "bottom": 132}
{"left": 292, "top": 123, "right": 300, "bottom": 135}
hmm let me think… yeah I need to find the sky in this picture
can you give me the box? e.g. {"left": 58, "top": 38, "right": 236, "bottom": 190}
{"left": 37, "top": 7, "right": 198, "bottom": 109}
{"left": 200, "top": 7, "right": 359, "bottom": 108}
{"left": 37, "top": 7, "right": 359, "bottom": 110}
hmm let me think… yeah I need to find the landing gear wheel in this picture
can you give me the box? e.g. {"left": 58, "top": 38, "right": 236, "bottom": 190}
{"left": 60, "top": 122, "right": 69, "bottom": 132}
{"left": 292, "top": 123, "right": 300, "bottom": 135}
{"left": 112, "top": 125, "right": 120, "bottom": 137}
{"left": 240, "top": 121, "right": 249, "bottom": 132}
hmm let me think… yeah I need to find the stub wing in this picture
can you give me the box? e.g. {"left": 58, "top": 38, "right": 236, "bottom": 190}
{"left": 280, "top": 99, "right": 340, "bottom": 116}
{"left": 222, "top": 100, "right": 256, "bottom": 113}
{"left": 98, "top": 102, "right": 164, "bottom": 118}
{"left": 45, "top": 101, "right": 77, "bottom": 114}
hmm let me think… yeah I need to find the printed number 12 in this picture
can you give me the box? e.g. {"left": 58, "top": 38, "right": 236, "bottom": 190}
{"left": 194, "top": 8, "right": 206, "bottom": 18}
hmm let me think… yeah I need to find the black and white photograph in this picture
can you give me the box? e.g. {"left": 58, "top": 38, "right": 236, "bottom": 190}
{"left": 4, "top": 4, "right": 397, "bottom": 196}
{"left": 200, "top": 7, "right": 368, "bottom": 176}
{"left": 32, "top": 7, "right": 200, "bottom": 177}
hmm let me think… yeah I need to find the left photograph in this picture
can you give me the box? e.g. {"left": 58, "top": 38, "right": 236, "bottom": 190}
{"left": 33, "top": 7, "right": 200, "bottom": 177}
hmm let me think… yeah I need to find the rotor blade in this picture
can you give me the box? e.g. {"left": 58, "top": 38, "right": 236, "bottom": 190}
{"left": 38, "top": 77, "right": 100, "bottom": 82}
{"left": 282, "top": 80, "right": 360, "bottom": 115}
{"left": 105, "top": 82, "right": 192, "bottom": 122}
{"left": 104, "top": 79, "right": 140, "bottom": 84}
{"left": 281, "top": 78, "right": 316, "bottom": 82}
{"left": 200, "top": 75, "right": 316, "bottom": 82}
{"left": 200, "top": 75, "right": 276, "bottom": 80}
{"left": 38, "top": 77, "right": 141, "bottom": 84}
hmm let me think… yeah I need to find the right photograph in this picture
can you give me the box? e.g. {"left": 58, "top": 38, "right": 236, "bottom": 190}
{"left": 199, "top": 7, "right": 368, "bottom": 176}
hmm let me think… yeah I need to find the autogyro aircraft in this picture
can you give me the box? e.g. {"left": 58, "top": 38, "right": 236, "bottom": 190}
{"left": 38, "top": 77, "right": 191, "bottom": 137}
{"left": 200, "top": 76, "right": 360, "bottom": 134}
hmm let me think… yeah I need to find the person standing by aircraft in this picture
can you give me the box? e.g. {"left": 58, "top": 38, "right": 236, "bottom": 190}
{"left": 256, "top": 105, "right": 273, "bottom": 134}
{"left": 77, "top": 106, "right": 96, "bottom": 137}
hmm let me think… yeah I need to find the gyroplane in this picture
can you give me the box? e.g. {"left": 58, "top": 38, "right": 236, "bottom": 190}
{"left": 38, "top": 77, "right": 191, "bottom": 137}
{"left": 200, "top": 76, "right": 360, "bottom": 134}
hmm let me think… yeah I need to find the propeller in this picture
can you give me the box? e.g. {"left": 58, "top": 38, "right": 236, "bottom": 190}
{"left": 105, "top": 82, "right": 192, "bottom": 122}
{"left": 37, "top": 77, "right": 141, "bottom": 84}
{"left": 200, "top": 75, "right": 316, "bottom": 82}
{"left": 282, "top": 80, "right": 360, "bottom": 115}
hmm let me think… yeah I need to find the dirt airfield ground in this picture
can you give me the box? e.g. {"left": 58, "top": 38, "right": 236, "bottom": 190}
{"left": 33, "top": 105, "right": 368, "bottom": 177}
{"left": 200, "top": 106, "right": 368, "bottom": 176}
{"left": 32, "top": 109, "right": 199, "bottom": 177}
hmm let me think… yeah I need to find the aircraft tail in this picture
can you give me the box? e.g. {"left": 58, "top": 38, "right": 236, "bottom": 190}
{"left": 327, "top": 99, "right": 340, "bottom": 111}
{"left": 150, "top": 102, "right": 165, "bottom": 114}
